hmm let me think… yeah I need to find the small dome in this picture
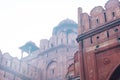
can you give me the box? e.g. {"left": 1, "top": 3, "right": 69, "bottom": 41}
{"left": 59, "top": 18, "right": 77, "bottom": 25}
{"left": 52, "top": 18, "right": 78, "bottom": 35}
{"left": 19, "top": 41, "right": 39, "bottom": 54}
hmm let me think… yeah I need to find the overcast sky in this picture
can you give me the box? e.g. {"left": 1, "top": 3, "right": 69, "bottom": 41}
{"left": 0, "top": 0, "right": 108, "bottom": 58}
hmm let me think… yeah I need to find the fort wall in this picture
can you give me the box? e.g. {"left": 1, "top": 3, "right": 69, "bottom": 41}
{"left": 0, "top": 51, "right": 41, "bottom": 80}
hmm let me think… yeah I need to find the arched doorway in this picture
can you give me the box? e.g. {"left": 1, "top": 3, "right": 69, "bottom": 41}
{"left": 46, "top": 61, "right": 57, "bottom": 80}
{"left": 109, "top": 65, "right": 120, "bottom": 80}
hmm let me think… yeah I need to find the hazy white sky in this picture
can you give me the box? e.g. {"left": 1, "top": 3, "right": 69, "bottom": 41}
{"left": 0, "top": 0, "right": 108, "bottom": 58}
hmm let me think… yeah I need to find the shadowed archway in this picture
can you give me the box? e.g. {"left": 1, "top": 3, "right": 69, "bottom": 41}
{"left": 109, "top": 65, "right": 120, "bottom": 80}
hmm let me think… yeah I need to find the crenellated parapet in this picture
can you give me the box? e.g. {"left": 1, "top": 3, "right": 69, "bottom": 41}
{"left": 0, "top": 51, "right": 41, "bottom": 80}
{"left": 77, "top": 0, "right": 120, "bottom": 52}
{"left": 78, "top": 0, "right": 120, "bottom": 35}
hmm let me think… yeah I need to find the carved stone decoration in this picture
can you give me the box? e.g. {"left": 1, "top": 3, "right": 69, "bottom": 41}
{"left": 103, "top": 58, "right": 111, "bottom": 65}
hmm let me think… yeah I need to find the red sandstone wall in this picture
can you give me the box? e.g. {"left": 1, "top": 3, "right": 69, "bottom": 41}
{"left": 78, "top": 0, "right": 120, "bottom": 35}
{"left": 96, "top": 46, "right": 120, "bottom": 80}
{"left": 77, "top": 0, "right": 120, "bottom": 80}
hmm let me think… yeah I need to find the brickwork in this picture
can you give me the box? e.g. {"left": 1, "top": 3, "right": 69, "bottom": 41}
{"left": 76, "top": 0, "right": 120, "bottom": 80}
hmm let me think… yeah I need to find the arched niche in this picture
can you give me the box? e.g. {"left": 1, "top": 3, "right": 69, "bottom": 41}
{"left": 107, "top": 64, "right": 120, "bottom": 80}
{"left": 46, "top": 60, "right": 57, "bottom": 80}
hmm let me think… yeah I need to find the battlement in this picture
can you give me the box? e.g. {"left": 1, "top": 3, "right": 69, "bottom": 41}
{"left": 0, "top": 51, "right": 41, "bottom": 80}
{"left": 77, "top": 0, "right": 120, "bottom": 52}
{"left": 78, "top": 0, "right": 120, "bottom": 35}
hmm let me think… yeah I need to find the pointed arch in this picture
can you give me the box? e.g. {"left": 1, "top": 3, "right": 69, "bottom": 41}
{"left": 46, "top": 60, "right": 57, "bottom": 70}
{"left": 107, "top": 64, "right": 120, "bottom": 80}
{"left": 46, "top": 60, "right": 57, "bottom": 80}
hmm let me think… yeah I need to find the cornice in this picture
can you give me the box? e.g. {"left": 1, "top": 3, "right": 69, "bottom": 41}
{"left": 76, "top": 18, "right": 120, "bottom": 43}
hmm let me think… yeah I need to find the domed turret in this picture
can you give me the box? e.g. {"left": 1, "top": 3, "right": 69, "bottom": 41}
{"left": 58, "top": 18, "right": 77, "bottom": 26}
{"left": 52, "top": 18, "right": 78, "bottom": 36}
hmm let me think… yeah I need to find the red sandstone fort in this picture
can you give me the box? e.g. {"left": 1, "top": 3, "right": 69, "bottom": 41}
{"left": 0, "top": 0, "right": 120, "bottom": 80}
